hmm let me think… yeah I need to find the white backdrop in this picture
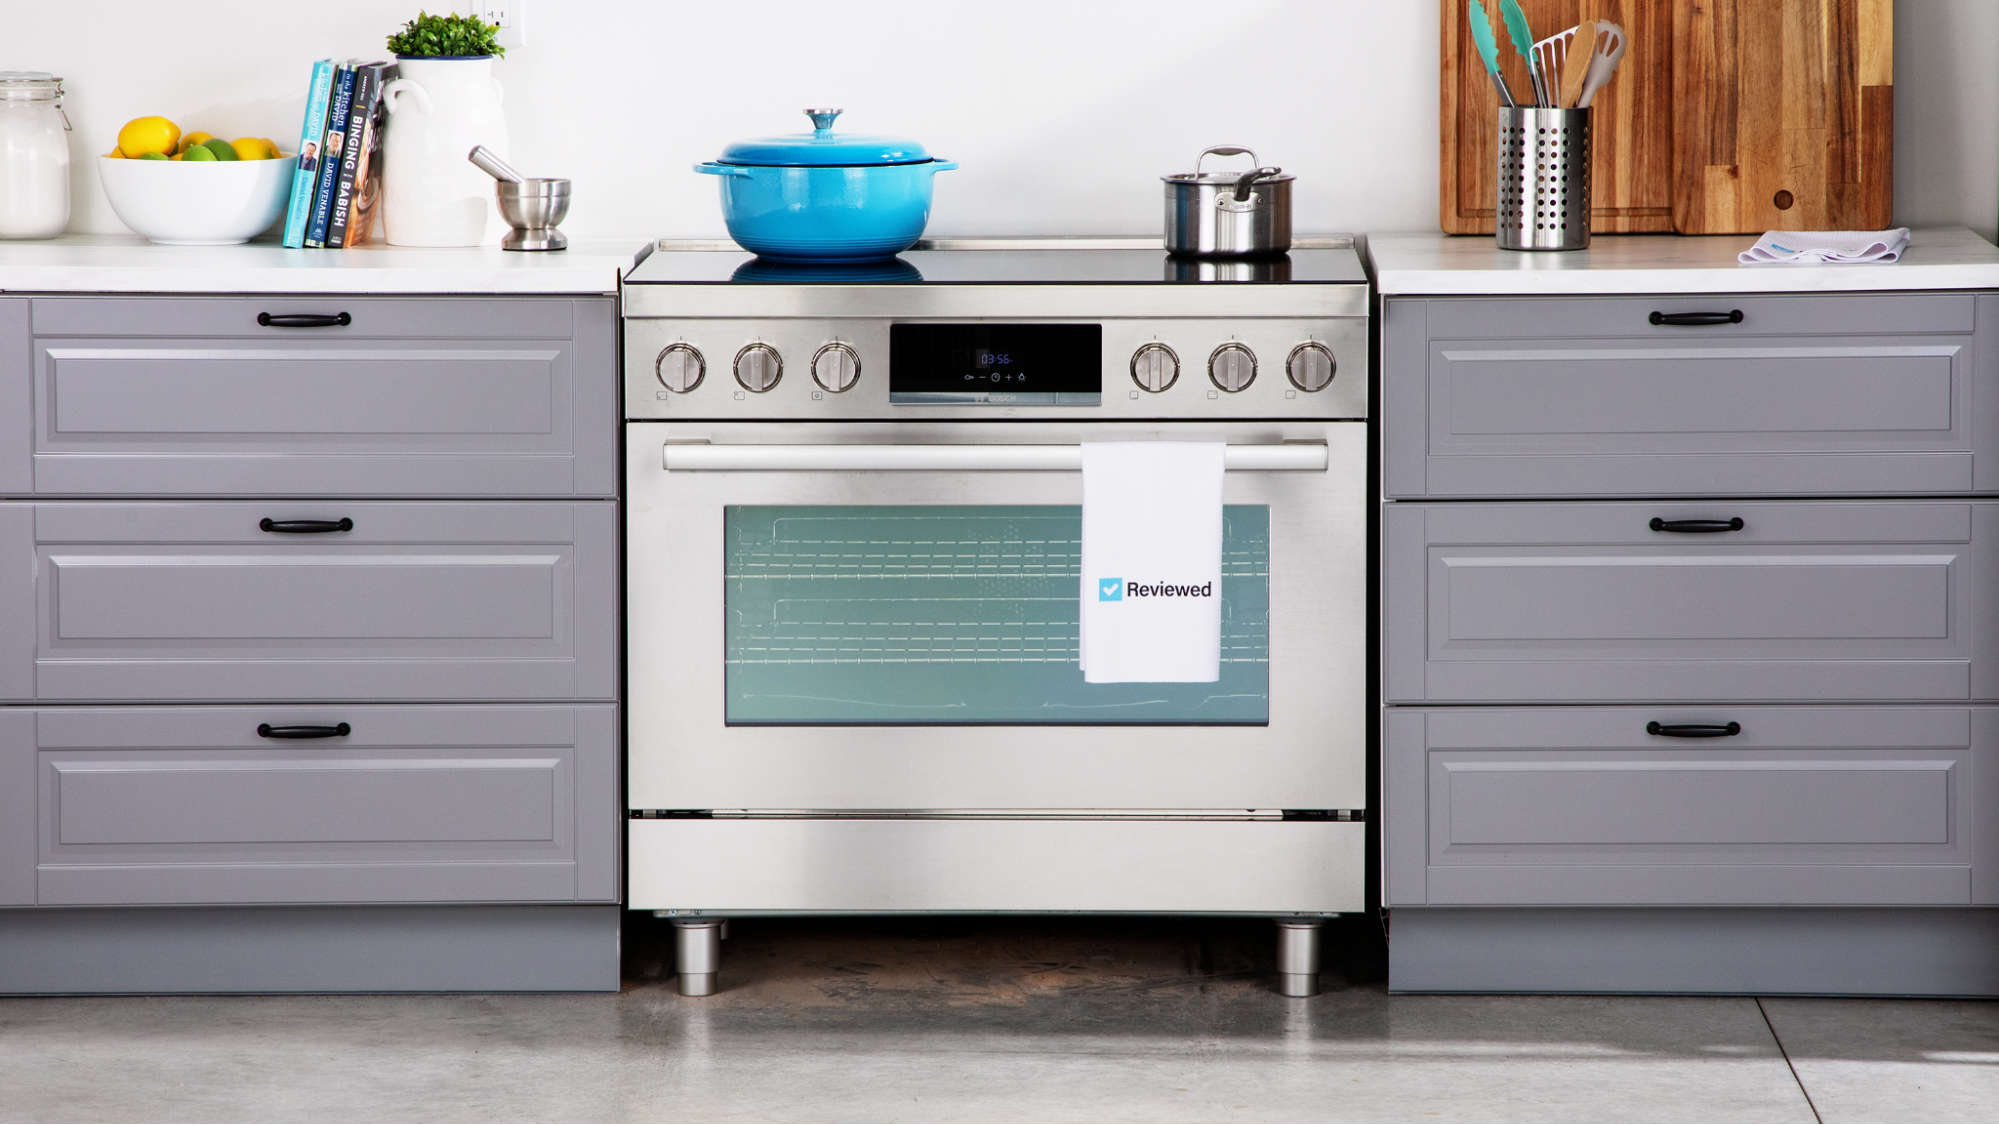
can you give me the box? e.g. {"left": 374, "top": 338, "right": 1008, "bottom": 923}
{"left": 6, "top": 0, "right": 1993, "bottom": 241}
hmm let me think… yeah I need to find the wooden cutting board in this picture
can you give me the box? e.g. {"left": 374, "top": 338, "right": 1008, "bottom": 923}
{"left": 1672, "top": 0, "right": 1892, "bottom": 234}
{"left": 1439, "top": 0, "right": 1675, "bottom": 234}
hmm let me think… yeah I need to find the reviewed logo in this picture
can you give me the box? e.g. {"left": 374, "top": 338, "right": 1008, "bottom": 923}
{"left": 1098, "top": 578, "right": 1124, "bottom": 602}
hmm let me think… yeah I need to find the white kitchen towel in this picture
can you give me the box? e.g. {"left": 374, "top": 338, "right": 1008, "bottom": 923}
{"left": 1739, "top": 228, "right": 1910, "bottom": 265}
{"left": 1079, "top": 441, "right": 1224, "bottom": 683}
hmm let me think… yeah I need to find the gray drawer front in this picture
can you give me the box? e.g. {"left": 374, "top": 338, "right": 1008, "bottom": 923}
{"left": 28, "top": 298, "right": 615, "bottom": 497}
{"left": 6, "top": 704, "right": 617, "bottom": 906}
{"left": 1383, "top": 500, "right": 1999, "bottom": 703}
{"left": 11, "top": 501, "right": 616, "bottom": 702}
{"left": 1383, "top": 706, "right": 1989, "bottom": 907}
{"left": 30, "top": 296, "right": 576, "bottom": 338}
{"left": 1383, "top": 294, "right": 1996, "bottom": 498}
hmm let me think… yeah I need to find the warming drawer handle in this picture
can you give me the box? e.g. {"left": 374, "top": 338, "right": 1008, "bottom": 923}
{"left": 258, "top": 312, "right": 351, "bottom": 328}
{"left": 1649, "top": 517, "right": 1744, "bottom": 534}
{"left": 257, "top": 722, "right": 352, "bottom": 739}
{"left": 1645, "top": 721, "right": 1742, "bottom": 738}
{"left": 260, "top": 517, "right": 354, "bottom": 534}
{"left": 662, "top": 443, "right": 1329, "bottom": 472}
{"left": 1649, "top": 310, "right": 1743, "bottom": 327}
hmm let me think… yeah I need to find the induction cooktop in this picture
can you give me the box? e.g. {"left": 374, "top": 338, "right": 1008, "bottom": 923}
{"left": 623, "top": 236, "right": 1368, "bottom": 286}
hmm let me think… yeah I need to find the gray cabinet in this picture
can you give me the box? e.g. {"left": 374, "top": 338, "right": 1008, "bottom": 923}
{"left": 1383, "top": 499, "right": 1999, "bottom": 703}
{"left": 24, "top": 297, "right": 616, "bottom": 498}
{"left": 1380, "top": 286, "right": 1999, "bottom": 961}
{"left": 0, "top": 704, "right": 616, "bottom": 906}
{"left": 9, "top": 500, "right": 616, "bottom": 702}
{"left": 1383, "top": 706, "right": 1992, "bottom": 907}
{"left": 1383, "top": 293, "right": 1997, "bottom": 498}
{"left": 0, "top": 292, "right": 622, "bottom": 939}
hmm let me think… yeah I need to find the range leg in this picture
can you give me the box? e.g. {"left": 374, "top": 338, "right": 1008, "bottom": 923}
{"left": 673, "top": 919, "right": 725, "bottom": 996}
{"left": 1275, "top": 919, "right": 1322, "bottom": 997}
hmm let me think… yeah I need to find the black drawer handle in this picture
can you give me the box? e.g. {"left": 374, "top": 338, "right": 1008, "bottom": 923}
{"left": 1646, "top": 721, "right": 1742, "bottom": 738}
{"left": 260, "top": 517, "right": 353, "bottom": 534}
{"left": 1650, "top": 517, "right": 1744, "bottom": 533}
{"left": 1650, "top": 310, "right": 1744, "bottom": 327}
{"left": 257, "top": 312, "right": 351, "bottom": 328}
{"left": 257, "top": 722, "right": 351, "bottom": 739}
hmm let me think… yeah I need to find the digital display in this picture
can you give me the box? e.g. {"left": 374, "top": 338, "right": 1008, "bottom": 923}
{"left": 890, "top": 323, "right": 1102, "bottom": 405}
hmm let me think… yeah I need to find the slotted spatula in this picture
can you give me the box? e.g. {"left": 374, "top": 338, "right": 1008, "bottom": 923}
{"left": 1576, "top": 21, "right": 1627, "bottom": 108}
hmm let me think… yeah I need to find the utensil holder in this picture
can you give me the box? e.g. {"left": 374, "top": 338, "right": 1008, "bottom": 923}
{"left": 1496, "top": 107, "right": 1590, "bottom": 251}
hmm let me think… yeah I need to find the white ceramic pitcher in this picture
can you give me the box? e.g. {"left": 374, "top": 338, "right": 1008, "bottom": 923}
{"left": 380, "top": 57, "right": 510, "bottom": 247}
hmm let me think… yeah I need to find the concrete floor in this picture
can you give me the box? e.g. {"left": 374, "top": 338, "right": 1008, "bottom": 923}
{"left": 2, "top": 915, "right": 1997, "bottom": 1123}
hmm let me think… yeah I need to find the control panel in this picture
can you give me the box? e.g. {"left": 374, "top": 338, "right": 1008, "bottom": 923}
{"left": 624, "top": 317, "right": 1367, "bottom": 421}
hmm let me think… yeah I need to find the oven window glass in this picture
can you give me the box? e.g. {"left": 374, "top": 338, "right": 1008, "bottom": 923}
{"left": 724, "top": 505, "right": 1269, "bottom": 725}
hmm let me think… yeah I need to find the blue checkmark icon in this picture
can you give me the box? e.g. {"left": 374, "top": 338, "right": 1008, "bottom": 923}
{"left": 1098, "top": 578, "right": 1123, "bottom": 602}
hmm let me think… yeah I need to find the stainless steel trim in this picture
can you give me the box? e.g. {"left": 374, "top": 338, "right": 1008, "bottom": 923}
{"left": 703, "top": 811, "right": 1287, "bottom": 819}
{"left": 661, "top": 442, "right": 1329, "bottom": 472}
{"left": 621, "top": 283, "right": 1367, "bottom": 320}
{"left": 650, "top": 235, "right": 1356, "bottom": 252}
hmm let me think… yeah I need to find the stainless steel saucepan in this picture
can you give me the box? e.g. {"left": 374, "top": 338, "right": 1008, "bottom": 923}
{"left": 1163, "top": 145, "right": 1293, "bottom": 257}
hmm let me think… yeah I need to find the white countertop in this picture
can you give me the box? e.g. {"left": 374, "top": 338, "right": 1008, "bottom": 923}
{"left": 1367, "top": 225, "right": 1999, "bottom": 296}
{"left": 0, "top": 234, "right": 650, "bottom": 295}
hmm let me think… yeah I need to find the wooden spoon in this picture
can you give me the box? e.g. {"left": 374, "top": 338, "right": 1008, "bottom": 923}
{"left": 1560, "top": 19, "right": 1597, "bottom": 108}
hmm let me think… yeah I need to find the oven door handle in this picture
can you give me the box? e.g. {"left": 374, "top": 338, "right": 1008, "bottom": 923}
{"left": 662, "top": 443, "right": 1329, "bottom": 472}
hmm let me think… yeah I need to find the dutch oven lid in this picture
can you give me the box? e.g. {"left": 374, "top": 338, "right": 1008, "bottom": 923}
{"left": 718, "top": 109, "right": 935, "bottom": 167}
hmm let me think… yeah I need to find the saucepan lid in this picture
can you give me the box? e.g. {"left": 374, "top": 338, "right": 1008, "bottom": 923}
{"left": 718, "top": 109, "right": 937, "bottom": 167}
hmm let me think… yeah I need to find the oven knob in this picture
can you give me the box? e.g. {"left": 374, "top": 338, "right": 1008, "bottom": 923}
{"left": 1286, "top": 342, "right": 1337, "bottom": 392}
{"left": 811, "top": 342, "right": 861, "bottom": 393}
{"left": 655, "top": 343, "right": 705, "bottom": 393}
{"left": 1130, "top": 343, "right": 1179, "bottom": 393}
{"left": 1208, "top": 343, "right": 1257, "bottom": 393}
{"left": 734, "top": 343, "right": 783, "bottom": 393}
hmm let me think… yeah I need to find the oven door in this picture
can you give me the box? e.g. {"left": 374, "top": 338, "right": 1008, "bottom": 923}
{"left": 626, "top": 421, "right": 1364, "bottom": 812}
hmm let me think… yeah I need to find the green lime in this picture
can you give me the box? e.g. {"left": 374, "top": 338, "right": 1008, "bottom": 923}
{"left": 138, "top": 151, "right": 170, "bottom": 161}
{"left": 202, "top": 138, "right": 238, "bottom": 161}
{"left": 181, "top": 143, "right": 217, "bottom": 162}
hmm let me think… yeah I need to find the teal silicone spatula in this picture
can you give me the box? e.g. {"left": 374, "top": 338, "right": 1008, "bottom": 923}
{"left": 1467, "top": 0, "right": 1517, "bottom": 107}
{"left": 1498, "top": 0, "right": 1543, "bottom": 106}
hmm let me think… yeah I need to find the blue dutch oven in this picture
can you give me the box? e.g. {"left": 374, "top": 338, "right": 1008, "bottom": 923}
{"left": 695, "top": 109, "right": 957, "bottom": 262}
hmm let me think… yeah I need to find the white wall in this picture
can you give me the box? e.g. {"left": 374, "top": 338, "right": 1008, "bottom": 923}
{"left": 6, "top": 0, "right": 1992, "bottom": 242}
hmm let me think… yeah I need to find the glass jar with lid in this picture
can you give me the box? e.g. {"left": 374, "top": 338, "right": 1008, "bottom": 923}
{"left": 0, "top": 73, "right": 70, "bottom": 240}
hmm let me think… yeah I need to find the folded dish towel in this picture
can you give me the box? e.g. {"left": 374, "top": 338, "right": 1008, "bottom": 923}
{"left": 1079, "top": 441, "right": 1224, "bottom": 684}
{"left": 1739, "top": 228, "right": 1911, "bottom": 265}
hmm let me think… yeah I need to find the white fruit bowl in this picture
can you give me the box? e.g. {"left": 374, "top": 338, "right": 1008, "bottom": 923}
{"left": 98, "top": 154, "right": 298, "bottom": 245}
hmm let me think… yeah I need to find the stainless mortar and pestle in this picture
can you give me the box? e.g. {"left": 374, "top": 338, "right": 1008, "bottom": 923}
{"left": 469, "top": 146, "right": 570, "bottom": 251}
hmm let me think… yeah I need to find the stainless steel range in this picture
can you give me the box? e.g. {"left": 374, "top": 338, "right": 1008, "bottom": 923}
{"left": 620, "top": 238, "right": 1369, "bottom": 997}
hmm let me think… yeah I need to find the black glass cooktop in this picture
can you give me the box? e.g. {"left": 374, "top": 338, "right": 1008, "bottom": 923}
{"left": 624, "top": 245, "right": 1367, "bottom": 286}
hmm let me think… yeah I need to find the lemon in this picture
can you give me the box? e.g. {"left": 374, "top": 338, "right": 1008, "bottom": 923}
{"left": 116, "top": 116, "right": 180, "bottom": 159}
{"left": 177, "top": 131, "right": 212, "bottom": 155}
{"left": 181, "top": 143, "right": 217, "bottom": 162}
{"left": 104, "top": 147, "right": 126, "bottom": 159}
{"left": 230, "top": 137, "right": 272, "bottom": 161}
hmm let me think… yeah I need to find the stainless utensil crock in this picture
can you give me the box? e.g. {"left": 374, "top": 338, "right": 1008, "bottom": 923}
{"left": 1163, "top": 145, "right": 1293, "bottom": 257}
{"left": 1495, "top": 108, "right": 1589, "bottom": 251}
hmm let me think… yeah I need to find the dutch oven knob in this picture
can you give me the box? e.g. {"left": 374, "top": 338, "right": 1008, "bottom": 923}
{"left": 805, "top": 108, "right": 842, "bottom": 133}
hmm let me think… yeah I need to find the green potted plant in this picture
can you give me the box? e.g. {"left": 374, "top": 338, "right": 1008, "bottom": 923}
{"left": 379, "top": 10, "right": 512, "bottom": 246}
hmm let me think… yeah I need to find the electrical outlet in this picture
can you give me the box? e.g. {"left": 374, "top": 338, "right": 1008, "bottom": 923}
{"left": 462, "top": 0, "right": 526, "bottom": 48}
